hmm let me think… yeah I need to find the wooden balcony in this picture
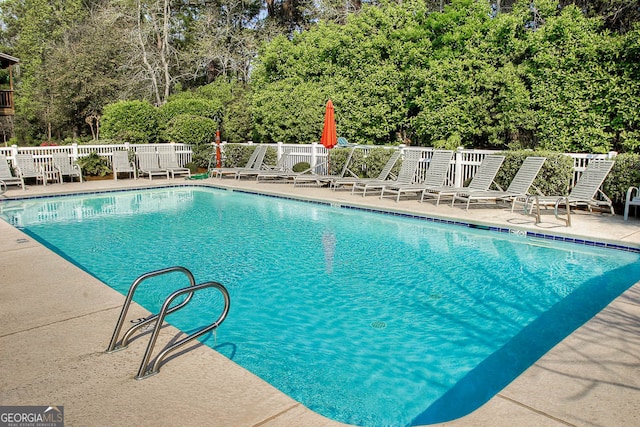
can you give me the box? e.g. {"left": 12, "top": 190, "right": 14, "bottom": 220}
{"left": 0, "top": 90, "right": 14, "bottom": 116}
{"left": 0, "top": 53, "right": 18, "bottom": 116}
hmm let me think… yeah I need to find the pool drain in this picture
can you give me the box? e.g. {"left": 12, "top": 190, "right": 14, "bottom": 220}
{"left": 370, "top": 321, "right": 387, "bottom": 329}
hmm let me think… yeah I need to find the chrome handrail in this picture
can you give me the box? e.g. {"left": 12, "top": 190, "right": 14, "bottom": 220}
{"left": 135, "top": 281, "right": 230, "bottom": 380}
{"left": 106, "top": 266, "right": 196, "bottom": 353}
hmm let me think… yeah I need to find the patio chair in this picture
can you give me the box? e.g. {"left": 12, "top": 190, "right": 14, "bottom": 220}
{"left": 136, "top": 149, "right": 169, "bottom": 180}
{"left": 210, "top": 145, "right": 268, "bottom": 179}
{"left": 529, "top": 159, "right": 614, "bottom": 226}
{"left": 293, "top": 146, "right": 358, "bottom": 187}
{"left": 420, "top": 155, "right": 506, "bottom": 206}
{"left": 158, "top": 146, "right": 191, "bottom": 179}
{"left": 352, "top": 149, "right": 423, "bottom": 196}
{"left": 51, "top": 152, "right": 83, "bottom": 183}
{"left": 15, "top": 153, "right": 47, "bottom": 187}
{"left": 624, "top": 186, "right": 640, "bottom": 220}
{"left": 331, "top": 150, "right": 401, "bottom": 191}
{"left": 452, "top": 156, "right": 546, "bottom": 211}
{"left": 112, "top": 151, "right": 137, "bottom": 181}
{"left": 0, "top": 154, "right": 25, "bottom": 191}
{"left": 380, "top": 150, "right": 454, "bottom": 202}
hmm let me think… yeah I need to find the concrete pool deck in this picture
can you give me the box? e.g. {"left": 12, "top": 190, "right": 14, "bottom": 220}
{"left": 1, "top": 177, "right": 639, "bottom": 427}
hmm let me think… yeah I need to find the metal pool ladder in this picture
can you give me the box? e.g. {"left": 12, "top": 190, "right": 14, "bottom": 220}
{"left": 106, "top": 266, "right": 230, "bottom": 380}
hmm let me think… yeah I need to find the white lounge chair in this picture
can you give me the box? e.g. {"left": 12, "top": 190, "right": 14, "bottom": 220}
{"left": 293, "top": 146, "right": 358, "bottom": 187}
{"left": 380, "top": 150, "right": 454, "bottom": 202}
{"left": 0, "top": 154, "right": 24, "bottom": 191}
{"left": 244, "top": 148, "right": 293, "bottom": 181}
{"left": 15, "top": 153, "right": 47, "bottom": 187}
{"left": 529, "top": 159, "right": 614, "bottom": 226}
{"left": 136, "top": 149, "right": 169, "bottom": 180}
{"left": 158, "top": 146, "right": 191, "bottom": 179}
{"left": 420, "top": 155, "right": 506, "bottom": 206}
{"left": 452, "top": 156, "right": 546, "bottom": 210}
{"left": 51, "top": 152, "right": 83, "bottom": 183}
{"left": 352, "top": 149, "right": 423, "bottom": 196}
{"left": 112, "top": 151, "right": 137, "bottom": 180}
{"left": 331, "top": 150, "right": 402, "bottom": 191}
{"left": 210, "top": 145, "right": 268, "bottom": 179}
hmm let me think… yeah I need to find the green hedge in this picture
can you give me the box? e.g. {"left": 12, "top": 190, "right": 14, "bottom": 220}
{"left": 163, "top": 114, "right": 217, "bottom": 146}
{"left": 604, "top": 153, "right": 640, "bottom": 204}
{"left": 158, "top": 98, "right": 222, "bottom": 123}
{"left": 327, "top": 148, "right": 356, "bottom": 175}
{"left": 221, "top": 145, "right": 260, "bottom": 168}
{"left": 192, "top": 144, "right": 215, "bottom": 169}
{"left": 100, "top": 100, "right": 159, "bottom": 143}
{"left": 77, "top": 152, "right": 111, "bottom": 176}
{"left": 348, "top": 148, "right": 400, "bottom": 179}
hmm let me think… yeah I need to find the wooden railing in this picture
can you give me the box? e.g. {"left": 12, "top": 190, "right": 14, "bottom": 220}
{"left": 0, "top": 90, "right": 15, "bottom": 115}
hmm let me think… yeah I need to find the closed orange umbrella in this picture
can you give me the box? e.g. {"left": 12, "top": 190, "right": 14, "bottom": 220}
{"left": 320, "top": 99, "right": 337, "bottom": 149}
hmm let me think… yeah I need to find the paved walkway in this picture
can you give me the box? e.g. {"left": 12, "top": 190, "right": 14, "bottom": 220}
{"left": 1, "top": 177, "right": 639, "bottom": 427}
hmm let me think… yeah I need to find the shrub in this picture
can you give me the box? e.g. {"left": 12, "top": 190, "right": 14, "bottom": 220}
{"left": 158, "top": 98, "right": 222, "bottom": 124}
{"left": 100, "top": 100, "right": 159, "bottom": 143}
{"left": 77, "top": 152, "right": 111, "bottom": 176}
{"left": 495, "top": 150, "right": 574, "bottom": 196}
{"left": 349, "top": 148, "right": 400, "bottom": 179}
{"left": 603, "top": 153, "right": 640, "bottom": 204}
{"left": 292, "top": 162, "right": 311, "bottom": 172}
{"left": 163, "top": 114, "right": 217, "bottom": 146}
{"left": 264, "top": 146, "right": 277, "bottom": 167}
{"left": 192, "top": 144, "right": 215, "bottom": 169}
{"left": 185, "top": 162, "right": 199, "bottom": 173}
{"left": 327, "top": 148, "right": 355, "bottom": 175}
{"left": 221, "top": 144, "right": 259, "bottom": 168}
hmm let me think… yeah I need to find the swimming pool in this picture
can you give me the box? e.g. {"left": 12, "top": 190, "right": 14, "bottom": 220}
{"left": 2, "top": 186, "right": 639, "bottom": 427}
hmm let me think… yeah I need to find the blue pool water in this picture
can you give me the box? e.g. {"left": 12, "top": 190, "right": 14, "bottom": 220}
{"left": 2, "top": 187, "right": 640, "bottom": 427}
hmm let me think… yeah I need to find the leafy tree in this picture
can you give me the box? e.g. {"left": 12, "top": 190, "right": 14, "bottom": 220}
{"left": 252, "top": 77, "right": 327, "bottom": 143}
{"left": 168, "top": 77, "right": 253, "bottom": 143}
{"left": 251, "top": 2, "right": 426, "bottom": 144}
{"left": 185, "top": 0, "right": 263, "bottom": 84}
{"left": 3, "top": 0, "right": 640, "bottom": 153}
{"left": 45, "top": 10, "right": 127, "bottom": 140}
{"left": 560, "top": 0, "right": 640, "bottom": 33}
{"left": 523, "top": 4, "right": 624, "bottom": 153}
{"left": 1, "top": 0, "right": 87, "bottom": 144}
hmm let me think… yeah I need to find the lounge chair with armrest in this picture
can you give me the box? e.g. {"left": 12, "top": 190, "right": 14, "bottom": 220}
{"left": 380, "top": 150, "right": 454, "bottom": 202}
{"left": 452, "top": 156, "right": 546, "bottom": 211}
{"left": 420, "top": 155, "right": 506, "bottom": 206}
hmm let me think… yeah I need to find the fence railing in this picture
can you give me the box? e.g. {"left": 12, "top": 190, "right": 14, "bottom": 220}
{"left": 1, "top": 142, "right": 615, "bottom": 189}
{"left": 1, "top": 143, "right": 193, "bottom": 171}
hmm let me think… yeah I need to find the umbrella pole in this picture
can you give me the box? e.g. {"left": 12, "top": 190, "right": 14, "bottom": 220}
{"left": 215, "top": 130, "right": 221, "bottom": 168}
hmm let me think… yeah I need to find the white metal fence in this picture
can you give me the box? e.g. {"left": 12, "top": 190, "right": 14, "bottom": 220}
{"left": 1, "top": 142, "right": 615, "bottom": 189}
